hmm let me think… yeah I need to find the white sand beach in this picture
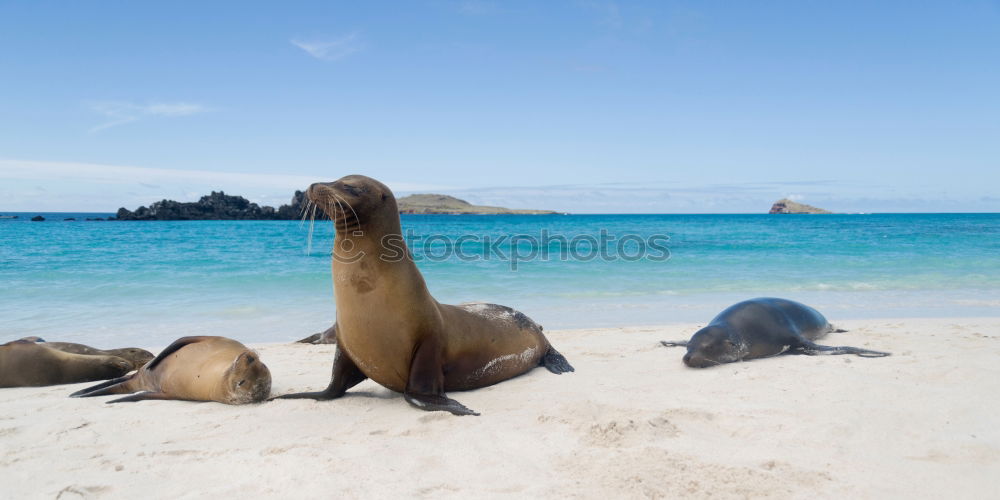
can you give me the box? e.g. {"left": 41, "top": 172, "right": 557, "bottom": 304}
{"left": 2, "top": 317, "right": 998, "bottom": 499}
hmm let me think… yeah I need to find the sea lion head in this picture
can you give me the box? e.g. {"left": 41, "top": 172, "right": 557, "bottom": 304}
{"left": 682, "top": 326, "right": 743, "bottom": 368}
{"left": 307, "top": 175, "right": 398, "bottom": 234}
{"left": 222, "top": 350, "right": 272, "bottom": 404}
{"left": 106, "top": 348, "right": 155, "bottom": 370}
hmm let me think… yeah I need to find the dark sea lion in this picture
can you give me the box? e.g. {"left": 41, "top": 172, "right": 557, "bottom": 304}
{"left": 17, "top": 338, "right": 154, "bottom": 370}
{"left": 274, "top": 175, "right": 573, "bottom": 415}
{"left": 296, "top": 323, "right": 338, "bottom": 344}
{"left": 661, "top": 297, "right": 890, "bottom": 367}
{"left": 70, "top": 336, "right": 271, "bottom": 404}
{"left": 0, "top": 340, "right": 133, "bottom": 388}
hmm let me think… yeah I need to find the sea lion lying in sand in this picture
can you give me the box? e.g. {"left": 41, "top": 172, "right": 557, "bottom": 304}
{"left": 274, "top": 175, "right": 573, "bottom": 416}
{"left": 296, "top": 323, "right": 338, "bottom": 344}
{"left": 662, "top": 297, "right": 890, "bottom": 367}
{"left": 0, "top": 340, "right": 133, "bottom": 388}
{"left": 71, "top": 336, "right": 271, "bottom": 404}
{"left": 17, "top": 337, "right": 154, "bottom": 370}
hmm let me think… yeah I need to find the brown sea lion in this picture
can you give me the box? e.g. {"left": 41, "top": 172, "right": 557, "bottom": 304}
{"left": 661, "top": 297, "right": 890, "bottom": 367}
{"left": 17, "top": 338, "right": 154, "bottom": 370}
{"left": 296, "top": 323, "right": 338, "bottom": 344}
{"left": 274, "top": 175, "right": 573, "bottom": 416}
{"left": 70, "top": 336, "right": 271, "bottom": 404}
{"left": 0, "top": 340, "right": 133, "bottom": 388}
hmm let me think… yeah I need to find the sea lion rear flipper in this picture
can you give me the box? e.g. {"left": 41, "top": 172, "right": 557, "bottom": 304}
{"left": 70, "top": 374, "right": 135, "bottom": 398}
{"left": 107, "top": 391, "right": 173, "bottom": 404}
{"left": 541, "top": 347, "right": 574, "bottom": 374}
{"left": 660, "top": 340, "right": 688, "bottom": 348}
{"left": 796, "top": 341, "right": 890, "bottom": 358}
{"left": 296, "top": 333, "right": 322, "bottom": 344}
{"left": 271, "top": 346, "right": 366, "bottom": 401}
{"left": 403, "top": 340, "right": 479, "bottom": 416}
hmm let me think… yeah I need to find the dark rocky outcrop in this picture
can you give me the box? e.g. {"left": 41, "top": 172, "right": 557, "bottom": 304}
{"left": 768, "top": 198, "right": 832, "bottom": 214}
{"left": 31, "top": 215, "right": 45, "bottom": 221}
{"left": 115, "top": 190, "right": 307, "bottom": 221}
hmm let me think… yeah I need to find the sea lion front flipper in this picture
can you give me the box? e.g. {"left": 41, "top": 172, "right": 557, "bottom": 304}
{"left": 403, "top": 393, "right": 478, "bottom": 416}
{"left": 272, "top": 346, "right": 366, "bottom": 400}
{"left": 796, "top": 340, "right": 891, "bottom": 358}
{"left": 660, "top": 340, "right": 688, "bottom": 348}
{"left": 144, "top": 336, "right": 217, "bottom": 371}
{"left": 107, "top": 391, "right": 174, "bottom": 403}
{"left": 403, "top": 340, "right": 479, "bottom": 416}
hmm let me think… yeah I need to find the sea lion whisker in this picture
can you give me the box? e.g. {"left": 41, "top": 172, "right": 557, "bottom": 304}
{"left": 306, "top": 204, "right": 317, "bottom": 255}
{"left": 299, "top": 199, "right": 314, "bottom": 228}
{"left": 331, "top": 192, "right": 362, "bottom": 233}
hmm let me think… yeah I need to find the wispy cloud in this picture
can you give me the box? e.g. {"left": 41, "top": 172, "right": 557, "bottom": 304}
{"left": 87, "top": 101, "right": 208, "bottom": 133}
{"left": 291, "top": 32, "right": 363, "bottom": 61}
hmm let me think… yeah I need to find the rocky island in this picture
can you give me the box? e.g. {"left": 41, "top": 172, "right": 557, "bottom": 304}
{"left": 768, "top": 198, "right": 833, "bottom": 214}
{"left": 115, "top": 191, "right": 307, "bottom": 220}
{"left": 396, "top": 194, "right": 558, "bottom": 215}
{"left": 114, "top": 191, "right": 557, "bottom": 220}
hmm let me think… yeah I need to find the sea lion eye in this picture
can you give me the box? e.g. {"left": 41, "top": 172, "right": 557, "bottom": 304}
{"left": 237, "top": 380, "right": 245, "bottom": 387}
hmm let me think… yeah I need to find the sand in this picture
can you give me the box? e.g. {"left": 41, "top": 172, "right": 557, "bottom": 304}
{"left": 2, "top": 317, "right": 998, "bottom": 499}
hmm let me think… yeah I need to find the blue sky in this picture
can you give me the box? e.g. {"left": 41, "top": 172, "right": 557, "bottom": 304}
{"left": 1, "top": 0, "right": 998, "bottom": 213}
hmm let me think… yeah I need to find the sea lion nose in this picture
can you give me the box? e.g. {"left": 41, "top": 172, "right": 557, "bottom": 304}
{"left": 682, "top": 352, "right": 692, "bottom": 364}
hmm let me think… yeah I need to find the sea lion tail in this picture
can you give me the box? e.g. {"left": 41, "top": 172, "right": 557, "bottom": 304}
{"left": 69, "top": 374, "right": 135, "bottom": 398}
{"left": 541, "top": 347, "right": 574, "bottom": 374}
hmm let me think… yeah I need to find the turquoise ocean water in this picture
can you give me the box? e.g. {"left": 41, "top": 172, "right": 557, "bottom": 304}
{"left": 1, "top": 213, "right": 998, "bottom": 347}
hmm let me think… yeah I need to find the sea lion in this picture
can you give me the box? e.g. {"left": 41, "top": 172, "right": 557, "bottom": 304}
{"left": 17, "top": 338, "right": 154, "bottom": 370}
{"left": 661, "top": 297, "right": 890, "bottom": 367}
{"left": 274, "top": 175, "right": 573, "bottom": 415}
{"left": 70, "top": 336, "right": 271, "bottom": 404}
{"left": 0, "top": 340, "right": 133, "bottom": 388}
{"left": 296, "top": 323, "right": 338, "bottom": 344}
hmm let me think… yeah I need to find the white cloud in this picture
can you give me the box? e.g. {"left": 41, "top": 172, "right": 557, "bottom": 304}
{"left": 87, "top": 101, "right": 209, "bottom": 133}
{"left": 291, "top": 32, "right": 362, "bottom": 61}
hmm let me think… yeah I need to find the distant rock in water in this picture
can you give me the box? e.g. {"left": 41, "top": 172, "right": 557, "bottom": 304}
{"left": 31, "top": 215, "right": 45, "bottom": 221}
{"left": 115, "top": 190, "right": 307, "bottom": 221}
{"left": 396, "top": 194, "right": 558, "bottom": 215}
{"left": 768, "top": 199, "right": 833, "bottom": 214}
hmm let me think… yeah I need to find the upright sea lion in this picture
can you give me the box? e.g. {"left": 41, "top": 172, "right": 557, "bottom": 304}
{"left": 275, "top": 175, "right": 573, "bottom": 415}
{"left": 17, "top": 338, "right": 154, "bottom": 370}
{"left": 0, "top": 340, "right": 133, "bottom": 388}
{"left": 296, "top": 323, "right": 338, "bottom": 344}
{"left": 70, "top": 336, "right": 271, "bottom": 404}
{"left": 661, "top": 297, "right": 890, "bottom": 367}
